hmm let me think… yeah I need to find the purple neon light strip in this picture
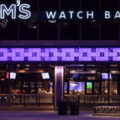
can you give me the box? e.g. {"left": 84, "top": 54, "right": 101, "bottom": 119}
{"left": 0, "top": 48, "right": 120, "bottom": 62}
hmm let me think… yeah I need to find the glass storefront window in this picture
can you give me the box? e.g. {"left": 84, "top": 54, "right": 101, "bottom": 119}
{"left": 0, "top": 65, "right": 54, "bottom": 106}
{"left": 64, "top": 64, "right": 120, "bottom": 96}
{"left": 110, "top": 81, "right": 117, "bottom": 95}
{"left": 94, "top": 82, "right": 100, "bottom": 94}
{"left": 102, "top": 81, "right": 108, "bottom": 95}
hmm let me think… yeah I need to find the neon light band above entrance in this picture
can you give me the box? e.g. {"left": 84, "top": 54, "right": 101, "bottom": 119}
{"left": 0, "top": 48, "right": 119, "bottom": 62}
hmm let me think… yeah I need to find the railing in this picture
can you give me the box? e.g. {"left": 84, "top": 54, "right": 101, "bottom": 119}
{"left": 64, "top": 95, "right": 120, "bottom": 106}
{"left": 1, "top": 94, "right": 120, "bottom": 106}
{"left": 0, "top": 94, "right": 54, "bottom": 106}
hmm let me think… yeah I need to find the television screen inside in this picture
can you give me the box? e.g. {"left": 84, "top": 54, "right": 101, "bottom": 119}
{"left": 70, "top": 81, "right": 85, "bottom": 93}
{"left": 87, "top": 82, "right": 92, "bottom": 89}
{"left": 73, "top": 74, "right": 79, "bottom": 79}
{"left": 42, "top": 73, "right": 50, "bottom": 79}
{"left": 10, "top": 72, "right": 16, "bottom": 79}
{"left": 102, "top": 73, "right": 112, "bottom": 79}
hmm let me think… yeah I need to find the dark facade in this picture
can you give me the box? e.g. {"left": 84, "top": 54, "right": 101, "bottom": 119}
{"left": 0, "top": 0, "right": 120, "bottom": 46}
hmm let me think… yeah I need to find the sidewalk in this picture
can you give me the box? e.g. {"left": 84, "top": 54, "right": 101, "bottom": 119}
{"left": 0, "top": 111, "right": 119, "bottom": 120}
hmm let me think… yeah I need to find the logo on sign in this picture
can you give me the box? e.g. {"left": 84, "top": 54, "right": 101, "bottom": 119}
{"left": 0, "top": 0, "right": 31, "bottom": 20}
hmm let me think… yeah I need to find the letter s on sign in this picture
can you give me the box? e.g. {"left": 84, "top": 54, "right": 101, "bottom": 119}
{"left": 18, "top": 4, "right": 31, "bottom": 20}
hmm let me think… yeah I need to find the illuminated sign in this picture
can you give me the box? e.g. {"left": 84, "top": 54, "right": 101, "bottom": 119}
{"left": 45, "top": 11, "right": 94, "bottom": 20}
{"left": 0, "top": 0, "right": 120, "bottom": 20}
{"left": 41, "top": 10, "right": 120, "bottom": 20}
{"left": 0, "top": 4, "right": 31, "bottom": 20}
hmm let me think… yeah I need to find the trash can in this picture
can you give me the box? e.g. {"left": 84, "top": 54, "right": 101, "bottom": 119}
{"left": 58, "top": 101, "right": 68, "bottom": 115}
{"left": 70, "top": 101, "right": 79, "bottom": 115}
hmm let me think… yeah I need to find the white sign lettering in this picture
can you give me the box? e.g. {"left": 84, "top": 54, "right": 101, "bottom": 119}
{"left": 0, "top": 4, "right": 31, "bottom": 19}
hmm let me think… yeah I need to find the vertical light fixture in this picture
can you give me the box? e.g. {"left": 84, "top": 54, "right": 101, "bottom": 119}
{"left": 55, "top": 66, "right": 64, "bottom": 107}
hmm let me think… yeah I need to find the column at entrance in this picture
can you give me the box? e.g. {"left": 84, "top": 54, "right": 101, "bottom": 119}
{"left": 54, "top": 66, "right": 64, "bottom": 107}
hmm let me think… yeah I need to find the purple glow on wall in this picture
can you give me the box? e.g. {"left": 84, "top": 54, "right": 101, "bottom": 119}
{"left": 0, "top": 48, "right": 120, "bottom": 62}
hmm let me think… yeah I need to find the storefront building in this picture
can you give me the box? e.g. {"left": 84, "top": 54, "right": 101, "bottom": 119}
{"left": 0, "top": 0, "right": 120, "bottom": 108}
